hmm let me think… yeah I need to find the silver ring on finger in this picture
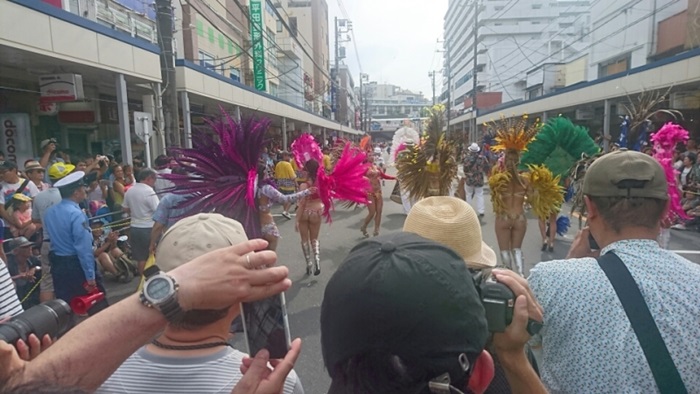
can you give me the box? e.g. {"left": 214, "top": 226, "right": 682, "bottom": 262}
{"left": 245, "top": 254, "right": 252, "bottom": 269}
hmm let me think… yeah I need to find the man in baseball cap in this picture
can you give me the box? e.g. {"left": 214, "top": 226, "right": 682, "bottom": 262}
{"left": 99, "top": 213, "right": 304, "bottom": 394}
{"left": 525, "top": 149, "right": 700, "bottom": 391}
{"left": 321, "top": 232, "right": 544, "bottom": 393}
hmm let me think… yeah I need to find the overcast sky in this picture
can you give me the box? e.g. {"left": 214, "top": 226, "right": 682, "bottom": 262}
{"left": 327, "top": 0, "right": 448, "bottom": 99}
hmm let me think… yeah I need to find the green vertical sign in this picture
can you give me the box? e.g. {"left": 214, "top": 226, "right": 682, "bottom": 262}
{"left": 249, "top": 0, "right": 266, "bottom": 91}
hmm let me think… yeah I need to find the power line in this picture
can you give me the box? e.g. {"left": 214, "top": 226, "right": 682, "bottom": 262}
{"left": 484, "top": 0, "right": 681, "bottom": 93}
{"left": 180, "top": 0, "right": 315, "bottom": 100}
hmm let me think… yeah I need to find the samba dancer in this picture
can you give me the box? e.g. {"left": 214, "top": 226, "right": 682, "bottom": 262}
{"left": 488, "top": 116, "right": 563, "bottom": 275}
{"left": 360, "top": 155, "right": 396, "bottom": 238}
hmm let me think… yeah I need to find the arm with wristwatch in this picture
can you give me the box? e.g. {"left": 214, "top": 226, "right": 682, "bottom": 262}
{"left": 1, "top": 239, "right": 293, "bottom": 393}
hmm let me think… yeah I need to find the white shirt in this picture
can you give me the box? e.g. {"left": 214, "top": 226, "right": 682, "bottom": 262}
{"left": 123, "top": 183, "right": 159, "bottom": 228}
{"left": 31, "top": 188, "right": 62, "bottom": 240}
{"left": 529, "top": 239, "right": 700, "bottom": 393}
{"left": 0, "top": 178, "right": 40, "bottom": 206}
{"left": 154, "top": 168, "right": 175, "bottom": 194}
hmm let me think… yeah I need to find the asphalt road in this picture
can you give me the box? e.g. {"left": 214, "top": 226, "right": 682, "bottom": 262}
{"left": 103, "top": 164, "right": 700, "bottom": 394}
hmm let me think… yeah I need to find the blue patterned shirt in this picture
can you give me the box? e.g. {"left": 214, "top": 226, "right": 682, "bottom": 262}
{"left": 529, "top": 239, "right": 700, "bottom": 393}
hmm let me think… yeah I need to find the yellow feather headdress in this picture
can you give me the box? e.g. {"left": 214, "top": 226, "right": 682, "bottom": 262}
{"left": 486, "top": 115, "right": 541, "bottom": 153}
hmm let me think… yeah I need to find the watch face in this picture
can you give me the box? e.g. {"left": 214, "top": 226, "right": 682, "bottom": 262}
{"left": 146, "top": 277, "right": 172, "bottom": 301}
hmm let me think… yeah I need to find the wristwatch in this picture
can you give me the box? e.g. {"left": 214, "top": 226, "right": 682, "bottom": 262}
{"left": 139, "top": 265, "right": 185, "bottom": 323}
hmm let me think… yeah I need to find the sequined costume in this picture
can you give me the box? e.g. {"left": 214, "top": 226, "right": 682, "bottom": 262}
{"left": 486, "top": 115, "right": 564, "bottom": 275}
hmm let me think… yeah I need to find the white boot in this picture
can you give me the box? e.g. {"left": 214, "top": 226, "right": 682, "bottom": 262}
{"left": 513, "top": 248, "right": 525, "bottom": 276}
{"left": 500, "top": 250, "right": 512, "bottom": 270}
{"left": 312, "top": 240, "right": 321, "bottom": 276}
{"left": 302, "top": 243, "right": 313, "bottom": 276}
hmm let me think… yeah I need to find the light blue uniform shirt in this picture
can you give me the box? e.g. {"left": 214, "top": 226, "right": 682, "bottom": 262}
{"left": 44, "top": 199, "right": 95, "bottom": 281}
{"left": 529, "top": 239, "right": 700, "bottom": 393}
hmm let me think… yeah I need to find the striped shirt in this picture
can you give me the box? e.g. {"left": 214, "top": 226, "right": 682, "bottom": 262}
{"left": 97, "top": 346, "right": 304, "bottom": 394}
{"left": 0, "top": 261, "right": 23, "bottom": 317}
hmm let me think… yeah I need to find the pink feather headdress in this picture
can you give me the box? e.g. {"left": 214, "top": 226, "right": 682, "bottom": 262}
{"left": 291, "top": 134, "right": 323, "bottom": 168}
{"left": 292, "top": 135, "right": 370, "bottom": 222}
{"left": 651, "top": 122, "right": 690, "bottom": 221}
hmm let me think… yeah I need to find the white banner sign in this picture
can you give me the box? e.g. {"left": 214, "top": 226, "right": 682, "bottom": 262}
{"left": 39, "top": 74, "right": 85, "bottom": 103}
{"left": 0, "top": 114, "right": 35, "bottom": 167}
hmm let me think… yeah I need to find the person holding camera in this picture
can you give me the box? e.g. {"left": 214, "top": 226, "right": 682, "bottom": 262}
{"left": 527, "top": 150, "right": 700, "bottom": 392}
{"left": 320, "top": 232, "right": 546, "bottom": 394}
{"left": 0, "top": 234, "right": 296, "bottom": 394}
{"left": 98, "top": 213, "right": 303, "bottom": 393}
{"left": 404, "top": 196, "right": 543, "bottom": 393}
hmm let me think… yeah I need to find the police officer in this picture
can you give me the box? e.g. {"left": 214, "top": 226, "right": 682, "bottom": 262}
{"left": 43, "top": 171, "right": 108, "bottom": 315}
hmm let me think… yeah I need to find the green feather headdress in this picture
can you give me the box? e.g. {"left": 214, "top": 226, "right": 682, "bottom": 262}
{"left": 519, "top": 117, "right": 600, "bottom": 182}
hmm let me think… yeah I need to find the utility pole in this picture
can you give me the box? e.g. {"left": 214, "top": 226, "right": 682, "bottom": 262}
{"left": 333, "top": 17, "right": 339, "bottom": 122}
{"left": 359, "top": 74, "right": 363, "bottom": 132}
{"left": 446, "top": 40, "right": 452, "bottom": 137}
{"left": 428, "top": 71, "right": 437, "bottom": 105}
{"left": 470, "top": 0, "right": 480, "bottom": 143}
{"left": 155, "top": 0, "right": 180, "bottom": 147}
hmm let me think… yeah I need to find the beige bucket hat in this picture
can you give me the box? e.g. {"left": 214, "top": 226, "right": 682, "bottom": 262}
{"left": 403, "top": 196, "right": 497, "bottom": 269}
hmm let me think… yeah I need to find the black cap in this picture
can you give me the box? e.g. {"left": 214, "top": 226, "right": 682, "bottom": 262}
{"left": 0, "top": 161, "right": 17, "bottom": 171}
{"left": 321, "top": 232, "right": 488, "bottom": 387}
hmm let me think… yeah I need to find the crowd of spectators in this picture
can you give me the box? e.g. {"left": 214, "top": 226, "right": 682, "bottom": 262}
{"left": 0, "top": 137, "right": 698, "bottom": 394}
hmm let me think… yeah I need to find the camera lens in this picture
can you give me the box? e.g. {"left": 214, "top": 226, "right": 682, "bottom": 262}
{"left": 0, "top": 300, "right": 72, "bottom": 344}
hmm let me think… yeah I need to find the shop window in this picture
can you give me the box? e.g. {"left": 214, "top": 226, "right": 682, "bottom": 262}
{"left": 230, "top": 67, "right": 241, "bottom": 81}
{"left": 599, "top": 54, "right": 631, "bottom": 77}
{"left": 199, "top": 51, "right": 216, "bottom": 71}
{"left": 289, "top": 17, "right": 298, "bottom": 37}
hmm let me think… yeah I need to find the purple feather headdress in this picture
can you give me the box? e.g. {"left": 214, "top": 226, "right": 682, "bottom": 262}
{"left": 163, "top": 109, "right": 270, "bottom": 238}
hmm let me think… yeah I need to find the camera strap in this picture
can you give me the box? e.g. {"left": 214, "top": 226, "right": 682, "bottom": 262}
{"left": 596, "top": 252, "right": 687, "bottom": 394}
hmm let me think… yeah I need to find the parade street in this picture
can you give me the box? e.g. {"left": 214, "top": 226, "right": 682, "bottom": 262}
{"left": 104, "top": 166, "right": 700, "bottom": 394}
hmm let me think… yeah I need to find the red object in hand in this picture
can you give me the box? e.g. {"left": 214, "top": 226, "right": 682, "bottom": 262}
{"left": 70, "top": 291, "right": 105, "bottom": 316}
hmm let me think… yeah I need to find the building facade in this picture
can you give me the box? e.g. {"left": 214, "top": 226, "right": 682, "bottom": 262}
{"left": 448, "top": 0, "right": 700, "bottom": 143}
{"left": 443, "top": 0, "right": 591, "bottom": 116}
{"left": 0, "top": 0, "right": 359, "bottom": 171}
{"left": 285, "top": 0, "right": 330, "bottom": 116}
{"left": 363, "top": 82, "right": 430, "bottom": 120}
{"left": 337, "top": 65, "right": 357, "bottom": 127}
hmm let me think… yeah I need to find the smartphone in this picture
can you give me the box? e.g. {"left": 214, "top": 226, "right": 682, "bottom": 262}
{"left": 588, "top": 232, "right": 600, "bottom": 250}
{"left": 241, "top": 293, "right": 291, "bottom": 359}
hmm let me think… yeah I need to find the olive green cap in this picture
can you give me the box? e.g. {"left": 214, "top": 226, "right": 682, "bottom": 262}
{"left": 583, "top": 149, "right": 668, "bottom": 200}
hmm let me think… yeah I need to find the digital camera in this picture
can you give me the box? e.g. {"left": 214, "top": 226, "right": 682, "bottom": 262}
{"left": 0, "top": 300, "right": 72, "bottom": 344}
{"left": 479, "top": 280, "right": 515, "bottom": 333}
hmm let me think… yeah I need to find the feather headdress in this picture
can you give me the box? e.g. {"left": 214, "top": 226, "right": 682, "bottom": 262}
{"left": 390, "top": 126, "right": 420, "bottom": 166}
{"left": 396, "top": 105, "right": 457, "bottom": 200}
{"left": 524, "top": 165, "right": 564, "bottom": 220}
{"left": 293, "top": 135, "right": 371, "bottom": 222}
{"left": 486, "top": 115, "right": 541, "bottom": 153}
{"left": 291, "top": 133, "right": 323, "bottom": 168}
{"left": 651, "top": 122, "right": 690, "bottom": 221}
{"left": 164, "top": 110, "right": 269, "bottom": 238}
{"left": 520, "top": 117, "right": 600, "bottom": 181}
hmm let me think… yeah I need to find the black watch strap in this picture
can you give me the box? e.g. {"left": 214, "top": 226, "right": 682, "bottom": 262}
{"left": 143, "top": 265, "right": 161, "bottom": 279}
{"left": 159, "top": 295, "right": 184, "bottom": 323}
